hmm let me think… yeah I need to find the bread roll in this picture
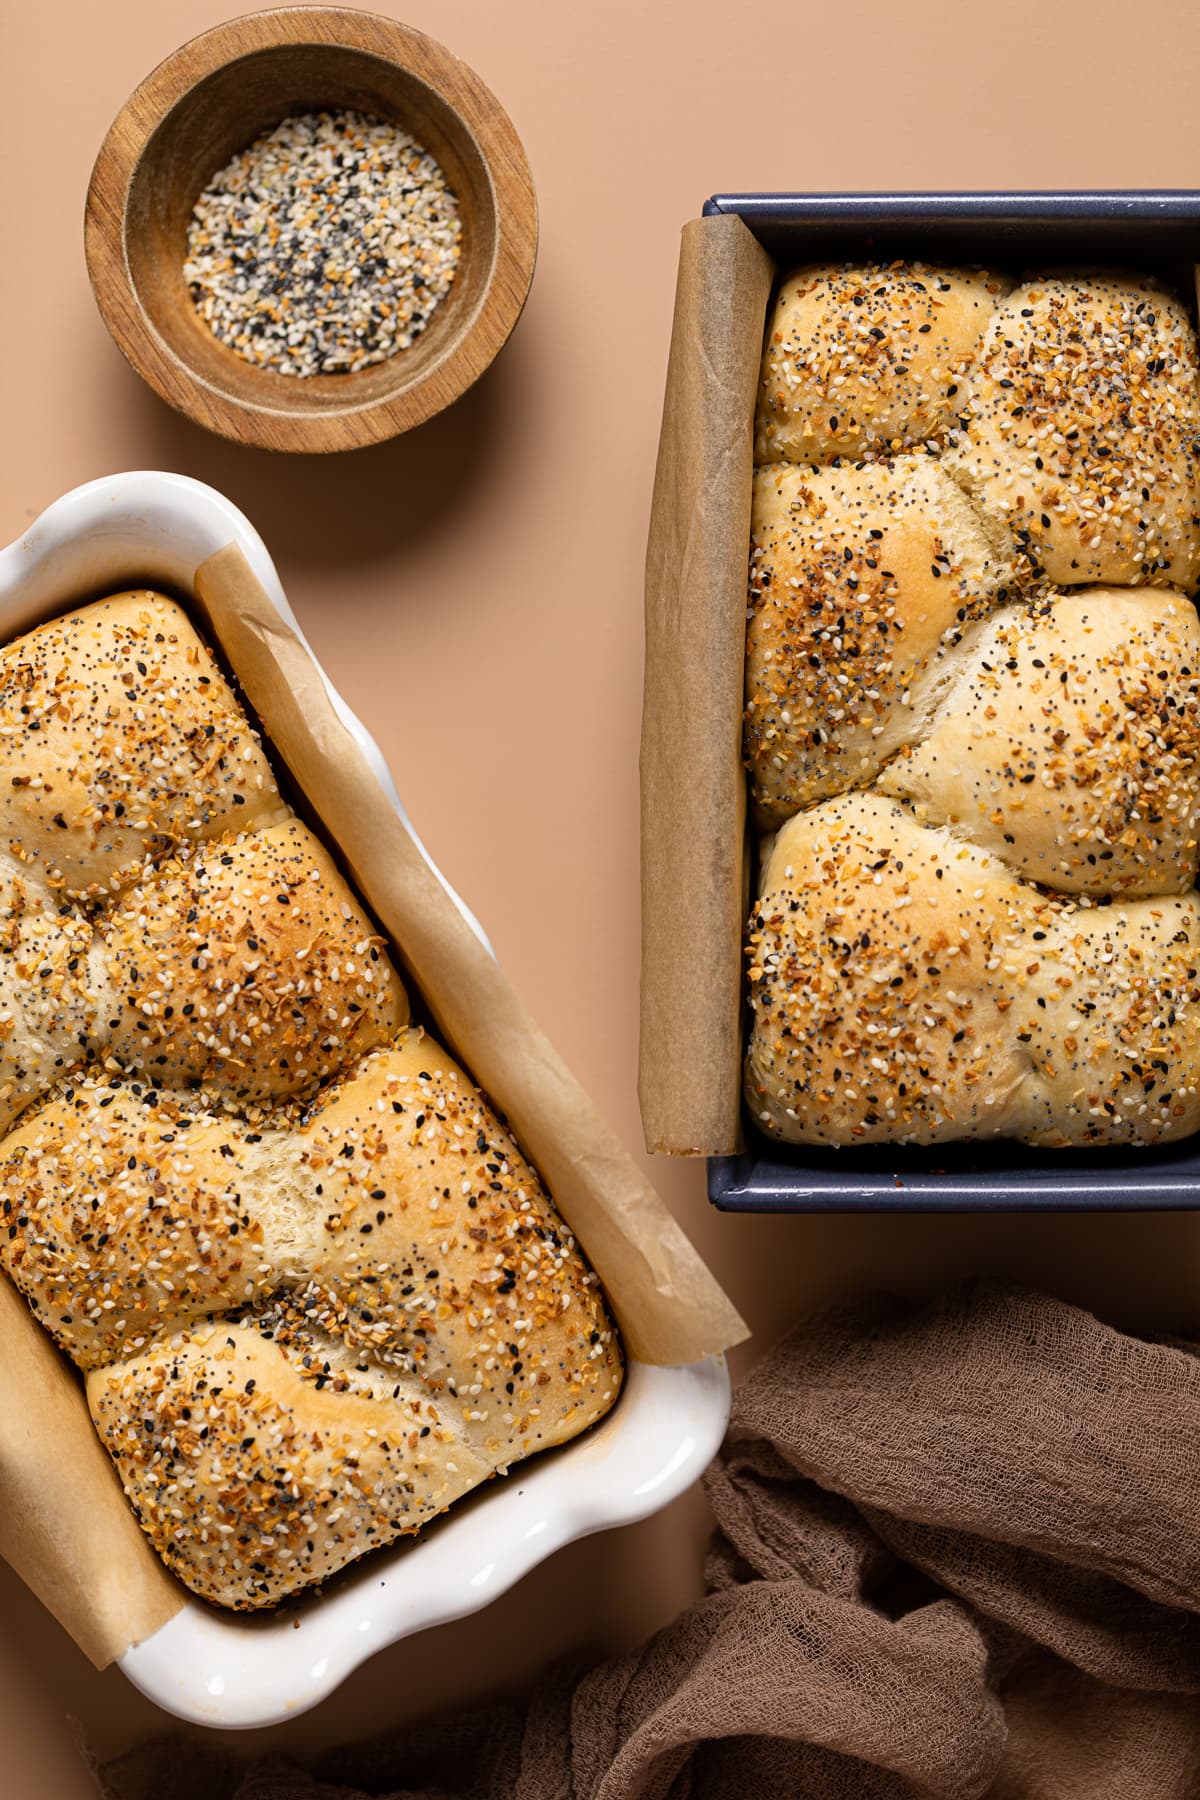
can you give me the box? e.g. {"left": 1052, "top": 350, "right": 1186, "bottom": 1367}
{"left": 0, "top": 816, "right": 409, "bottom": 1145}
{"left": 755, "top": 263, "right": 1008, "bottom": 467}
{"left": 3, "top": 1028, "right": 603, "bottom": 1376}
{"left": 101, "top": 819, "right": 408, "bottom": 1099}
{"left": 58, "top": 1030, "right": 622, "bottom": 1608}
{"left": 876, "top": 587, "right": 1200, "bottom": 897}
{"left": 1015, "top": 896, "right": 1200, "bottom": 1147}
{"left": 0, "top": 592, "right": 284, "bottom": 897}
{"left": 745, "top": 793, "right": 1200, "bottom": 1147}
{"left": 1, "top": 1078, "right": 286, "bottom": 1369}
{"left": 745, "top": 456, "right": 1011, "bottom": 824}
{"left": 945, "top": 274, "right": 1200, "bottom": 590}
{"left": 0, "top": 857, "right": 104, "bottom": 1126}
{"left": 89, "top": 1321, "right": 495, "bottom": 1613}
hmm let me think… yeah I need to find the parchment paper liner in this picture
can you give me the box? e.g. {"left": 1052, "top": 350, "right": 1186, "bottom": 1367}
{"left": 639, "top": 213, "right": 774, "bottom": 1154}
{"left": 0, "top": 545, "right": 746, "bottom": 1666}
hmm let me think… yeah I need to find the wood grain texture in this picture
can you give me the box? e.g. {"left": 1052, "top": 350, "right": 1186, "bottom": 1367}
{"left": 84, "top": 6, "right": 538, "bottom": 453}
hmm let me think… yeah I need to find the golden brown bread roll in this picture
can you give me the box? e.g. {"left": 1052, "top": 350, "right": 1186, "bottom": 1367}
{"left": 876, "top": 586, "right": 1200, "bottom": 897}
{"left": 755, "top": 263, "right": 1009, "bottom": 467}
{"left": 945, "top": 274, "right": 1200, "bottom": 590}
{"left": 29, "top": 1030, "right": 626, "bottom": 1609}
{"left": 89, "top": 1321, "right": 496, "bottom": 1612}
{"left": 5, "top": 1027, "right": 586, "bottom": 1373}
{"left": 1, "top": 1077, "right": 285, "bottom": 1369}
{"left": 0, "top": 592, "right": 284, "bottom": 897}
{"left": 745, "top": 794, "right": 1200, "bottom": 1148}
{"left": 0, "top": 859, "right": 103, "bottom": 1124}
{"left": 1015, "top": 898, "right": 1200, "bottom": 1146}
{"left": 0, "top": 819, "right": 408, "bottom": 1141}
{"left": 744, "top": 455, "right": 1012, "bottom": 824}
{"left": 101, "top": 819, "right": 408, "bottom": 1099}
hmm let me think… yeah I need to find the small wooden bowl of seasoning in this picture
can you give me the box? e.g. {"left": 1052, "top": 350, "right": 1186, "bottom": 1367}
{"left": 85, "top": 7, "right": 537, "bottom": 453}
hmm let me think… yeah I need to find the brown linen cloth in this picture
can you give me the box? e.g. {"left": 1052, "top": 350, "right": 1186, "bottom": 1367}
{"left": 96, "top": 1285, "right": 1200, "bottom": 1800}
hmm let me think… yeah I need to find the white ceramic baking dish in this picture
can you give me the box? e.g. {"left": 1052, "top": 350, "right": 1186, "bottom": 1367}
{"left": 0, "top": 472, "right": 730, "bottom": 1728}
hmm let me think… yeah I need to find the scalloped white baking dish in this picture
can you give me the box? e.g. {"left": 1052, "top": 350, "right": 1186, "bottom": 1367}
{"left": 0, "top": 472, "right": 730, "bottom": 1728}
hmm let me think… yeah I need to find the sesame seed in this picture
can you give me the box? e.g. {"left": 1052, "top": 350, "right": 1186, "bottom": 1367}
{"left": 184, "top": 110, "right": 462, "bottom": 378}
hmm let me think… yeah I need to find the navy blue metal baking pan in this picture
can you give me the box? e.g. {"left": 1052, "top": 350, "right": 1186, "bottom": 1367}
{"left": 705, "top": 189, "right": 1200, "bottom": 1212}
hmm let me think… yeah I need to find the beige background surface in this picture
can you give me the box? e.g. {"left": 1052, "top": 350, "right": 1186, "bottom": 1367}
{"left": 2, "top": 0, "right": 1200, "bottom": 1788}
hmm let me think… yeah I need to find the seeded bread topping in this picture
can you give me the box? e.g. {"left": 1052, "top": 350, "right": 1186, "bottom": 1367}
{"left": 756, "top": 262, "right": 1010, "bottom": 466}
{"left": 744, "top": 263, "right": 1200, "bottom": 1150}
{"left": 0, "top": 592, "right": 283, "bottom": 897}
{"left": 745, "top": 455, "right": 1014, "bottom": 824}
{"left": 100, "top": 820, "right": 408, "bottom": 1100}
{"left": 0, "top": 592, "right": 621, "bottom": 1607}
{"left": 876, "top": 588, "right": 1200, "bottom": 897}
{"left": 746, "top": 794, "right": 1200, "bottom": 1147}
{"left": 945, "top": 275, "right": 1200, "bottom": 589}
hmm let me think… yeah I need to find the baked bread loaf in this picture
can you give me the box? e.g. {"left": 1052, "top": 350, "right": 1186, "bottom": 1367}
{"left": 745, "top": 455, "right": 1012, "bottom": 824}
{"left": 7, "top": 1030, "right": 621, "bottom": 1609}
{"left": 876, "top": 586, "right": 1200, "bottom": 897}
{"left": 755, "top": 263, "right": 1009, "bottom": 467}
{"left": 0, "top": 593, "right": 622, "bottom": 1607}
{"left": 745, "top": 793, "right": 1200, "bottom": 1148}
{"left": 945, "top": 274, "right": 1200, "bottom": 589}
{"left": 743, "top": 262, "right": 1200, "bottom": 1150}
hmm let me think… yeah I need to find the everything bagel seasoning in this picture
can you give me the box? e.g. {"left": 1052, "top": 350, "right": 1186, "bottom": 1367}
{"left": 184, "top": 108, "right": 462, "bottom": 377}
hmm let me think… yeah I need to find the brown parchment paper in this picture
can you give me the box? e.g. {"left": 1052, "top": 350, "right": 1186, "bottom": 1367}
{"left": 0, "top": 545, "right": 745, "bottom": 1672}
{"left": 639, "top": 213, "right": 775, "bottom": 1155}
{"left": 0, "top": 1276, "right": 185, "bottom": 1666}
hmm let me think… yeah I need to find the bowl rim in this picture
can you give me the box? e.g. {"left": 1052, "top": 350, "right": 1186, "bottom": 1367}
{"left": 83, "top": 5, "right": 538, "bottom": 453}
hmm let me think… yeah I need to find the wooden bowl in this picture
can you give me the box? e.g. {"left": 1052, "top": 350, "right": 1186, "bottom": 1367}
{"left": 85, "top": 7, "right": 537, "bottom": 453}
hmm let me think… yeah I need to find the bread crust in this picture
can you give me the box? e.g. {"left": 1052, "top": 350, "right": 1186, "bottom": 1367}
{"left": 756, "top": 263, "right": 1009, "bottom": 466}
{"left": 745, "top": 795, "right": 1200, "bottom": 1148}
{"left": 101, "top": 819, "right": 408, "bottom": 1098}
{"left": 877, "top": 587, "right": 1200, "bottom": 897}
{"left": 745, "top": 456, "right": 1012, "bottom": 823}
{"left": 946, "top": 274, "right": 1200, "bottom": 590}
{"left": 0, "top": 595, "right": 622, "bottom": 1608}
{"left": 0, "top": 592, "right": 284, "bottom": 897}
{"left": 78, "top": 1033, "right": 623, "bottom": 1608}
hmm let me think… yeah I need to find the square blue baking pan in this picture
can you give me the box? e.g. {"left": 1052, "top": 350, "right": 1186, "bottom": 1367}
{"left": 705, "top": 189, "right": 1200, "bottom": 1212}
